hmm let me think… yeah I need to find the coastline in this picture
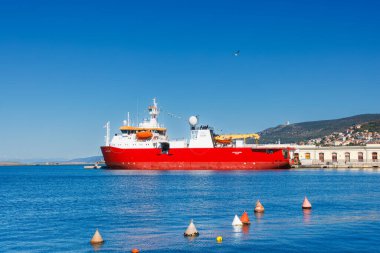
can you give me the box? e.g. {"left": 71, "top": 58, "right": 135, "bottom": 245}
{"left": 0, "top": 162, "right": 95, "bottom": 167}
{"left": 2, "top": 162, "right": 379, "bottom": 171}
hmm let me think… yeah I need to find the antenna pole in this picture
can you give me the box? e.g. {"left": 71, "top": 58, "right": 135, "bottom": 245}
{"left": 136, "top": 99, "right": 139, "bottom": 126}
{"left": 127, "top": 112, "right": 130, "bottom": 126}
{"left": 105, "top": 121, "right": 110, "bottom": 146}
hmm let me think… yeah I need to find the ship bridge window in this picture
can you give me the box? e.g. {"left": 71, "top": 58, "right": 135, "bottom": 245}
{"left": 191, "top": 130, "right": 198, "bottom": 140}
{"left": 266, "top": 149, "right": 274, "bottom": 154}
{"left": 122, "top": 130, "right": 136, "bottom": 134}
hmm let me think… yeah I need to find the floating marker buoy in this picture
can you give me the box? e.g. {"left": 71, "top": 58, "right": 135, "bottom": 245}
{"left": 302, "top": 196, "right": 312, "bottom": 209}
{"left": 131, "top": 249, "right": 140, "bottom": 253}
{"left": 240, "top": 211, "right": 251, "bottom": 225}
{"left": 254, "top": 200, "right": 265, "bottom": 213}
{"left": 184, "top": 219, "right": 199, "bottom": 237}
{"left": 216, "top": 236, "right": 223, "bottom": 243}
{"left": 232, "top": 214, "right": 243, "bottom": 226}
{"left": 90, "top": 229, "right": 104, "bottom": 244}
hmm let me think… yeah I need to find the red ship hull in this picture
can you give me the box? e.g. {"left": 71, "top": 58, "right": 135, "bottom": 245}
{"left": 101, "top": 146, "right": 293, "bottom": 170}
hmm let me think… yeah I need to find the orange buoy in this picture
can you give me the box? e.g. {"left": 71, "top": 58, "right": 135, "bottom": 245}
{"left": 240, "top": 211, "right": 251, "bottom": 225}
{"left": 131, "top": 249, "right": 140, "bottom": 253}
{"left": 90, "top": 229, "right": 104, "bottom": 244}
{"left": 254, "top": 200, "right": 265, "bottom": 213}
{"left": 302, "top": 196, "right": 312, "bottom": 209}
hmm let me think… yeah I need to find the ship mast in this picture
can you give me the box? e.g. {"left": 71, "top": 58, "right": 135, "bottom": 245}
{"left": 149, "top": 98, "right": 160, "bottom": 127}
{"left": 104, "top": 121, "right": 110, "bottom": 146}
{"left": 127, "top": 112, "right": 130, "bottom": 126}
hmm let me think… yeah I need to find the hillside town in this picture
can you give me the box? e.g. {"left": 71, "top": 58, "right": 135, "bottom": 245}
{"left": 301, "top": 123, "right": 380, "bottom": 146}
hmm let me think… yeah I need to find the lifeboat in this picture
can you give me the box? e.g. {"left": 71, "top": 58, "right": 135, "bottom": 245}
{"left": 215, "top": 138, "right": 232, "bottom": 144}
{"left": 136, "top": 131, "right": 153, "bottom": 140}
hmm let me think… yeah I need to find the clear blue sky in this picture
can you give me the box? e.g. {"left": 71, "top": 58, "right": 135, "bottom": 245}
{"left": 1, "top": 0, "right": 379, "bottom": 160}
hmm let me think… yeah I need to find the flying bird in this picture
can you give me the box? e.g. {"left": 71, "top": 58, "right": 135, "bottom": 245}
{"left": 167, "top": 112, "right": 182, "bottom": 119}
{"left": 234, "top": 50, "right": 240, "bottom": 56}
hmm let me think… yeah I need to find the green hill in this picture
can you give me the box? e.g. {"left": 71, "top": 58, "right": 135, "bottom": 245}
{"left": 258, "top": 114, "right": 380, "bottom": 144}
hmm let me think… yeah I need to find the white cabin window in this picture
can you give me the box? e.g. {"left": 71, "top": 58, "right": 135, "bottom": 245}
{"left": 191, "top": 130, "right": 198, "bottom": 140}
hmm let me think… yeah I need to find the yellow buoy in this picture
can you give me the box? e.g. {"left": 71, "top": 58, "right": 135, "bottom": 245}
{"left": 216, "top": 236, "right": 223, "bottom": 243}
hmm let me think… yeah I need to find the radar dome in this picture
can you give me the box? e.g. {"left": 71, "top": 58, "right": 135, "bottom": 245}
{"left": 189, "top": 116, "right": 198, "bottom": 126}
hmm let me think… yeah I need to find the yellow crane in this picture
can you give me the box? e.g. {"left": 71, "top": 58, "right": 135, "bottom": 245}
{"left": 214, "top": 133, "right": 260, "bottom": 144}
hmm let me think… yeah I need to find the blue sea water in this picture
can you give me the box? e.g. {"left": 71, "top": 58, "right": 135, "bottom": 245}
{"left": 0, "top": 166, "right": 380, "bottom": 252}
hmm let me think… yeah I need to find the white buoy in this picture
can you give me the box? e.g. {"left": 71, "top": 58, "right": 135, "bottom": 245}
{"left": 232, "top": 214, "right": 243, "bottom": 226}
{"left": 184, "top": 219, "right": 199, "bottom": 237}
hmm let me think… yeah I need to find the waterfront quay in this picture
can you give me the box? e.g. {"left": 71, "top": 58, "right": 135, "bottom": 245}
{"left": 258, "top": 143, "right": 380, "bottom": 168}
{"left": 293, "top": 144, "right": 380, "bottom": 168}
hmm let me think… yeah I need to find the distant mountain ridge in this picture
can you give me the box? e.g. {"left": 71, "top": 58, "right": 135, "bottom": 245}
{"left": 0, "top": 156, "right": 103, "bottom": 164}
{"left": 65, "top": 156, "right": 103, "bottom": 163}
{"left": 258, "top": 114, "right": 380, "bottom": 144}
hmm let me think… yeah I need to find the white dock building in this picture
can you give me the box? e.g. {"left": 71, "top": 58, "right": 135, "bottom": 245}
{"left": 294, "top": 144, "right": 380, "bottom": 168}
{"left": 259, "top": 144, "right": 380, "bottom": 168}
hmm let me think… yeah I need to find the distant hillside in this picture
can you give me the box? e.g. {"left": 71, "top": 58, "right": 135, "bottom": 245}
{"left": 258, "top": 114, "right": 380, "bottom": 144}
{"left": 65, "top": 156, "right": 103, "bottom": 163}
{"left": 360, "top": 120, "right": 380, "bottom": 133}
